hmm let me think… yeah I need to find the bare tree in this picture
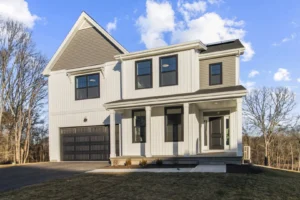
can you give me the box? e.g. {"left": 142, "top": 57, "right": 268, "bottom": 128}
{"left": 0, "top": 19, "right": 48, "bottom": 164}
{"left": 243, "top": 87, "right": 296, "bottom": 166}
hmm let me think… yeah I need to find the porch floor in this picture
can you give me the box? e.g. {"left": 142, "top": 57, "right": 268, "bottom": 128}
{"left": 116, "top": 152, "right": 237, "bottom": 158}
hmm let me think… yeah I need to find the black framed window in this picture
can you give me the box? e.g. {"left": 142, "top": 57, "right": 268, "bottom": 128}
{"left": 209, "top": 63, "right": 222, "bottom": 85}
{"left": 165, "top": 107, "right": 183, "bottom": 142}
{"left": 132, "top": 110, "right": 146, "bottom": 143}
{"left": 159, "top": 55, "right": 178, "bottom": 87}
{"left": 75, "top": 73, "right": 100, "bottom": 100}
{"left": 135, "top": 59, "right": 152, "bottom": 89}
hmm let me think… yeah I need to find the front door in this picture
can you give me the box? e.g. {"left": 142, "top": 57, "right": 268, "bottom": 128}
{"left": 209, "top": 117, "right": 224, "bottom": 150}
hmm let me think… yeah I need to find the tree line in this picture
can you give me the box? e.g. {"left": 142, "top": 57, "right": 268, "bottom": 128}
{"left": 243, "top": 87, "right": 300, "bottom": 171}
{"left": 0, "top": 19, "right": 48, "bottom": 164}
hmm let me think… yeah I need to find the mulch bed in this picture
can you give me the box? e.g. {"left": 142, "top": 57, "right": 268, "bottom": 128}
{"left": 226, "top": 164, "right": 263, "bottom": 174}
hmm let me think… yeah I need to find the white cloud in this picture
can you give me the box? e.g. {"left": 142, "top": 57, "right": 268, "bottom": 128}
{"left": 291, "top": 21, "right": 299, "bottom": 28}
{"left": 136, "top": 0, "right": 175, "bottom": 49}
{"left": 248, "top": 70, "right": 259, "bottom": 78}
{"left": 207, "top": 0, "right": 223, "bottom": 4}
{"left": 172, "top": 12, "right": 254, "bottom": 61}
{"left": 272, "top": 33, "right": 296, "bottom": 46}
{"left": 297, "top": 78, "right": 300, "bottom": 83}
{"left": 0, "top": 0, "right": 39, "bottom": 28}
{"left": 136, "top": 0, "right": 254, "bottom": 61}
{"left": 273, "top": 68, "right": 291, "bottom": 81}
{"left": 240, "top": 80, "right": 256, "bottom": 91}
{"left": 178, "top": 0, "right": 207, "bottom": 21}
{"left": 106, "top": 17, "right": 117, "bottom": 33}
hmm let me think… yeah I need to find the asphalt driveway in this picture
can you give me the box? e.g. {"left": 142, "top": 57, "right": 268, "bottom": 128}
{"left": 0, "top": 162, "right": 108, "bottom": 192}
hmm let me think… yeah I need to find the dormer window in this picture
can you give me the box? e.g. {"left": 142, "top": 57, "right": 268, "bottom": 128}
{"left": 209, "top": 63, "right": 222, "bottom": 85}
{"left": 135, "top": 59, "right": 152, "bottom": 89}
{"left": 75, "top": 73, "right": 100, "bottom": 100}
{"left": 159, "top": 55, "right": 178, "bottom": 87}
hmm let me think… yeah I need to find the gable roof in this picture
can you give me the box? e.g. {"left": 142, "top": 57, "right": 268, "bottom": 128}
{"left": 201, "top": 39, "right": 244, "bottom": 54}
{"left": 43, "top": 12, "right": 128, "bottom": 76}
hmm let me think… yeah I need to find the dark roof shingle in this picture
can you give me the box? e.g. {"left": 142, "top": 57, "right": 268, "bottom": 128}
{"left": 106, "top": 85, "right": 247, "bottom": 105}
{"left": 201, "top": 39, "right": 244, "bottom": 54}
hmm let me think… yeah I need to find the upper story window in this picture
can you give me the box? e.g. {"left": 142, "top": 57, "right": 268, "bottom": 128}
{"left": 159, "top": 55, "right": 178, "bottom": 87}
{"left": 132, "top": 110, "right": 146, "bottom": 143}
{"left": 75, "top": 73, "right": 100, "bottom": 100}
{"left": 209, "top": 63, "right": 222, "bottom": 85}
{"left": 136, "top": 59, "right": 152, "bottom": 89}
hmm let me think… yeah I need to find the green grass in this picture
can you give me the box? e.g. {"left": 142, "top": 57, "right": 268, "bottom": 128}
{"left": 1, "top": 167, "right": 300, "bottom": 200}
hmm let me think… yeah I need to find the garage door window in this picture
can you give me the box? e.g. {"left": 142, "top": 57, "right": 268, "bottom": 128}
{"left": 75, "top": 73, "right": 100, "bottom": 100}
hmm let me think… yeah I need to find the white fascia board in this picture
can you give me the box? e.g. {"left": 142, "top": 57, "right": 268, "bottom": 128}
{"left": 43, "top": 12, "right": 128, "bottom": 76}
{"left": 65, "top": 61, "right": 118, "bottom": 78}
{"left": 115, "top": 41, "right": 207, "bottom": 61}
{"left": 105, "top": 90, "right": 247, "bottom": 110}
{"left": 199, "top": 48, "right": 245, "bottom": 60}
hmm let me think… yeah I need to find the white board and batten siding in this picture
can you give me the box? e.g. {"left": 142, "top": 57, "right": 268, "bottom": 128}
{"left": 121, "top": 49, "right": 200, "bottom": 99}
{"left": 48, "top": 62, "right": 121, "bottom": 161}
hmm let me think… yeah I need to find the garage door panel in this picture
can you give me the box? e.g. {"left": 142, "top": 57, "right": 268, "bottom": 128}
{"left": 60, "top": 125, "right": 119, "bottom": 161}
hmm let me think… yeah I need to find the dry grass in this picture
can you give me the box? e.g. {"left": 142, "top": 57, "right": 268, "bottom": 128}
{"left": 0, "top": 166, "right": 300, "bottom": 200}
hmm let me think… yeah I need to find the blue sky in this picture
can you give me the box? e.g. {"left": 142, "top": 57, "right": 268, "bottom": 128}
{"left": 1, "top": 0, "right": 300, "bottom": 110}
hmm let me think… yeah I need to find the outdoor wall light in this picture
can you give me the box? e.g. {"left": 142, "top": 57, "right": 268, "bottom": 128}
{"left": 84, "top": 117, "right": 87, "bottom": 122}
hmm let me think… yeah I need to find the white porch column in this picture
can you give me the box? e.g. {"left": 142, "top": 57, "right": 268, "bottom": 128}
{"left": 110, "top": 110, "right": 116, "bottom": 158}
{"left": 184, "top": 103, "right": 189, "bottom": 155}
{"left": 145, "top": 106, "right": 152, "bottom": 157}
{"left": 237, "top": 98, "right": 243, "bottom": 157}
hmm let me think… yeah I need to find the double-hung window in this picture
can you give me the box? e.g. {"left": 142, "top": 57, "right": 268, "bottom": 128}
{"left": 209, "top": 63, "right": 222, "bottom": 85}
{"left": 136, "top": 59, "right": 152, "bottom": 89}
{"left": 75, "top": 74, "right": 100, "bottom": 100}
{"left": 165, "top": 107, "right": 183, "bottom": 142}
{"left": 159, "top": 55, "right": 178, "bottom": 87}
{"left": 132, "top": 110, "right": 146, "bottom": 143}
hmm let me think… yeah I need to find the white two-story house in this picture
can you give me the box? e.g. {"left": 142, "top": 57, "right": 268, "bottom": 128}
{"left": 43, "top": 12, "right": 247, "bottom": 165}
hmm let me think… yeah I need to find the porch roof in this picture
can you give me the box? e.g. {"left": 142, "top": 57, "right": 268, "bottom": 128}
{"left": 104, "top": 85, "right": 247, "bottom": 110}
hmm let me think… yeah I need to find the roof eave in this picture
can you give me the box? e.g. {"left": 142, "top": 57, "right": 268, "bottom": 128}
{"left": 115, "top": 41, "right": 207, "bottom": 61}
{"left": 199, "top": 47, "right": 245, "bottom": 60}
{"left": 104, "top": 89, "right": 247, "bottom": 110}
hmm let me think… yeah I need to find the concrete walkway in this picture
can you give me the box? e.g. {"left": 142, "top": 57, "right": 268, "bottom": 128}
{"left": 87, "top": 164, "right": 226, "bottom": 173}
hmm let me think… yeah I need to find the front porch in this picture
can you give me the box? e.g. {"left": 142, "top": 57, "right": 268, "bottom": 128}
{"left": 105, "top": 86, "right": 246, "bottom": 166}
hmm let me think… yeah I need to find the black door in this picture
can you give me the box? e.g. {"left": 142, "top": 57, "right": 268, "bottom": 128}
{"left": 209, "top": 117, "right": 224, "bottom": 150}
{"left": 61, "top": 125, "right": 119, "bottom": 161}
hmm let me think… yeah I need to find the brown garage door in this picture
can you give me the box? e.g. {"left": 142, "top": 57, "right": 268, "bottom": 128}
{"left": 61, "top": 125, "right": 119, "bottom": 161}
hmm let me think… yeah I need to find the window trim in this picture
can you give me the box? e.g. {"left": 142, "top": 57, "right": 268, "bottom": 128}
{"left": 159, "top": 54, "right": 178, "bottom": 87}
{"left": 75, "top": 73, "right": 100, "bottom": 101}
{"left": 164, "top": 106, "right": 184, "bottom": 142}
{"left": 209, "top": 62, "right": 223, "bottom": 86}
{"left": 132, "top": 109, "right": 146, "bottom": 143}
{"left": 135, "top": 59, "right": 153, "bottom": 90}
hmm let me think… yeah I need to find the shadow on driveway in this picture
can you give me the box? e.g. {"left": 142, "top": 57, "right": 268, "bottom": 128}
{"left": 0, "top": 162, "right": 108, "bottom": 192}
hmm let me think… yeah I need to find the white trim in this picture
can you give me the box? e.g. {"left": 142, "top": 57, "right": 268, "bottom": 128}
{"left": 105, "top": 90, "right": 247, "bottom": 110}
{"left": 115, "top": 40, "right": 207, "bottom": 61}
{"left": 43, "top": 12, "right": 128, "bottom": 76}
{"left": 235, "top": 56, "right": 240, "bottom": 85}
{"left": 199, "top": 48, "right": 245, "bottom": 60}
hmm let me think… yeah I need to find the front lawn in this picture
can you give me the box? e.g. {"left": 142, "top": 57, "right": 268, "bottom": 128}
{"left": 0, "top": 166, "right": 299, "bottom": 200}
